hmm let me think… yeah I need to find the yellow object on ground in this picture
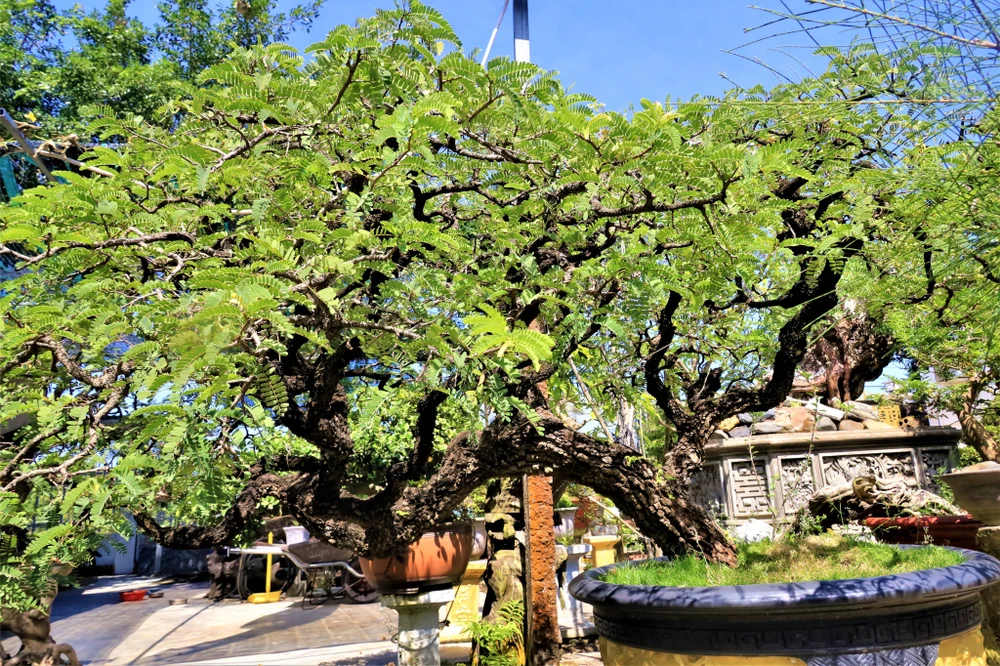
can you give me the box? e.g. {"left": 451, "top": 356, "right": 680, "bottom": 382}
{"left": 597, "top": 629, "right": 986, "bottom": 665}
{"left": 583, "top": 535, "right": 620, "bottom": 568}
{"left": 441, "top": 558, "right": 488, "bottom": 643}
{"left": 248, "top": 532, "right": 282, "bottom": 604}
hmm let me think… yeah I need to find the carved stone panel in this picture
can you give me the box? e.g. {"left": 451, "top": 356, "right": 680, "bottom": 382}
{"left": 820, "top": 450, "right": 917, "bottom": 488}
{"left": 728, "top": 459, "right": 771, "bottom": 518}
{"left": 919, "top": 447, "right": 953, "bottom": 492}
{"left": 778, "top": 456, "right": 814, "bottom": 517}
{"left": 689, "top": 463, "right": 725, "bottom": 519}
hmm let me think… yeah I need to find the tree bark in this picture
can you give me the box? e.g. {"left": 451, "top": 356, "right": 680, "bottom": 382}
{"left": 389, "top": 410, "right": 737, "bottom": 565}
{"left": 0, "top": 565, "right": 80, "bottom": 666}
{"left": 792, "top": 308, "right": 894, "bottom": 403}
{"left": 957, "top": 379, "right": 1000, "bottom": 462}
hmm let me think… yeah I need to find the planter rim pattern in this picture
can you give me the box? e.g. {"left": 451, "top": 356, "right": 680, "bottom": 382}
{"left": 568, "top": 545, "right": 1000, "bottom": 659}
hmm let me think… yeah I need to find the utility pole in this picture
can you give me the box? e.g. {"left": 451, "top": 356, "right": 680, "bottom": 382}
{"left": 513, "top": 0, "right": 530, "bottom": 63}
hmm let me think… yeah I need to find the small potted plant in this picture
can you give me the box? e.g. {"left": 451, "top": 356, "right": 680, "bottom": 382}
{"left": 620, "top": 530, "right": 647, "bottom": 561}
{"left": 554, "top": 494, "right": 579, "bottom": 540}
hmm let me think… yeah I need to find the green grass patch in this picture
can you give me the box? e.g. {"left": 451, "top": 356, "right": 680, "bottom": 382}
{"left": 600, "top": 535, "right": 965, "bottom": 587}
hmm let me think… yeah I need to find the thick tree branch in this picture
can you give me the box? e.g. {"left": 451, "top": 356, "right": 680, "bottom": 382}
{"left": 1, "top": 232, "right": 195, "bottom": 268}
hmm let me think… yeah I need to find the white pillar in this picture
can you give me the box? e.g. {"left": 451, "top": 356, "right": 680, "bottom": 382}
{"left": 559, "top": 544, "right": 592, "bottom": 630}
{"left": 382, "top": 588, "right": 456, "bottom": 666}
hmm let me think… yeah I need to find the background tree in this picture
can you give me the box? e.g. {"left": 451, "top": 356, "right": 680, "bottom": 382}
{"left": 0, "top": 0, "right": 325, "bottom": 661}
{"left": 155, "top": 0, "right": 324, "bottom": 80}
{"left": 870, "top": 108, "right": 1000, "bottom": 461}
{"left": 0, "top": 0, "right": 325, "bottom": 138}
{"left": 761, "top": 0, "right": 1000, "bottom": 460}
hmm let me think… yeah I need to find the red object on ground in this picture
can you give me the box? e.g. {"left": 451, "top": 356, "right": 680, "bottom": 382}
{"left": 864, "top": 515, "right": 984, "bottom": 551}
{"left": 119, "top": 590, "right": 148, "bottom": 602}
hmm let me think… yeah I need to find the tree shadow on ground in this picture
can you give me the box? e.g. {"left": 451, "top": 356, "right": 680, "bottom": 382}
{"left": 126, "top": 599, "right": 392, "bottom": 666}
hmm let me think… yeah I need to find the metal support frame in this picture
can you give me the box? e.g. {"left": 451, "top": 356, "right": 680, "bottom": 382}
{"left": 0, "top": 109, "right": 53, "bottom": 182}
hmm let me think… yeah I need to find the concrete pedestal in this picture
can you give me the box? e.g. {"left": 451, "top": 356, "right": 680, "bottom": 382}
{"left": 976, "top": 526, "right": 1000, "bottom": 659}
{"left": 559, "top": 544, "right": 593, "bottom": 636}
{"left": 382, "top": 588, "right": 456, "bottom": 666}
{"left": 583, "top": 534, "right": 619, "bottom": 568}
{"left": 441, "top": 559, "right": 487, "bottom": 643}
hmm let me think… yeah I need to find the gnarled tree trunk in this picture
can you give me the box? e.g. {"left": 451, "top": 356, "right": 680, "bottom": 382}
{"left": 957, "top": 378, "right": 1000, "bottom": 462}
{"left": 1, "top": 565, "right": 79, "bottom": 666}
{"left": 390, "top": 409, "right": 738, "bottom": 566}
{"left": 792, "top": 307, "right": 894, "bottom": 403}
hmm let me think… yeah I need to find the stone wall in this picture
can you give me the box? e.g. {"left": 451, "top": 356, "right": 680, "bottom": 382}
{"left": 691, "top": 426, "right": 962, "bottom": 524}
{"left": 134, "top": 535, "right": 211, "bottom": 577}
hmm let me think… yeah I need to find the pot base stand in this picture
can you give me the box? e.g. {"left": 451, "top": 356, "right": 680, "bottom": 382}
{"left": 381, "top": 587, "right": 456, "bottom": 666}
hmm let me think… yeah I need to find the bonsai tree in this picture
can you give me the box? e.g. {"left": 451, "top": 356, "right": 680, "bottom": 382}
{"left": 0, "top": 6, "right": 943, "bottom": 659}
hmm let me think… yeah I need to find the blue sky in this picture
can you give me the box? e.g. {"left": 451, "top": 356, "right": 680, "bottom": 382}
{"left": 60, "top": 0, "right": 840, "bottom": 112}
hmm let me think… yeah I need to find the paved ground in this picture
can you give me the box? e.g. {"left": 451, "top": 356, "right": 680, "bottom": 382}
{"left": 1, "top": 576, "right": 598, "bottom": 665}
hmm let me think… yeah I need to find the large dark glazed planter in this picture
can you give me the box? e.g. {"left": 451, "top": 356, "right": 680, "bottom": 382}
{"left": 569, "top": 546, "right": 1000, "bottom": 665}
{"left": 359, "top": 522, "right": 473, "bottom": 594}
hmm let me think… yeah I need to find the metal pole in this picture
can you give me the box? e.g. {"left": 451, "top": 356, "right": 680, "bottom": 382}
{"left": 513, "top": 0, "right": 530, "bottom": 63}
{"left": 481, "top": 0, "right": 511, "bottom": 66}
{"left": 0, "top": 109, "right": 53, "bottom": 182}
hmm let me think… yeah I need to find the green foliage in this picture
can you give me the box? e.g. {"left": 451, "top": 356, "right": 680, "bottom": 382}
{"left": 464, "top": 305, "right": 554, "bottom": 371}
{"left": 600, "top": 535, "right": 965, "bottom": 587}
{"left": 554, "top": 494, "right": 576, "bottom": 510}
{"left": 466, "top": 600, "right": 525, "bottom": 666}
{"left": 349, "top": 387, "right": 479, "bottom": 487}
{"left": 935, "top": 445, "right": 983, "bottom": 504}
{"left": 0, "top": 483, "right": 131, "bottom": 613}
{"left": 954, "top": 445, "right": 984, "bottom": 470}
{"left": 0, "top": 0, "right": 326, "bottom": 136}
{"left": 156, "top": 0, "right": 324, "bottom": 79}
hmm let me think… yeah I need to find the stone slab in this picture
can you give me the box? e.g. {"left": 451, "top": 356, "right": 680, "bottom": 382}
{"left": 816, "top": 416, "right": 837, "bottom": 431}
{"left": 752, "top": 421, "right": 787, "bottom": 435}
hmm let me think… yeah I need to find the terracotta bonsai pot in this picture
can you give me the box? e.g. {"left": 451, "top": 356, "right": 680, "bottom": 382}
{"left": 569, "top": 546, "right": 1000, "bottom": 665}
{"left": 359, "top": 522, "right": 473, "bottom": 594}
{"left": 864, "top": 515, "right": 984, "bottom": 550}
{"left": 940, "top": 463, "right": 1000, "bottom": 525}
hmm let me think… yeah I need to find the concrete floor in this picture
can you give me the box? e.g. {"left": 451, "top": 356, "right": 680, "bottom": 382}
{"left": 1, "top": 576, "right": 412, "bottom": 665}
{"left": 1, "top": 576, "right": 598, "bottom": 665}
